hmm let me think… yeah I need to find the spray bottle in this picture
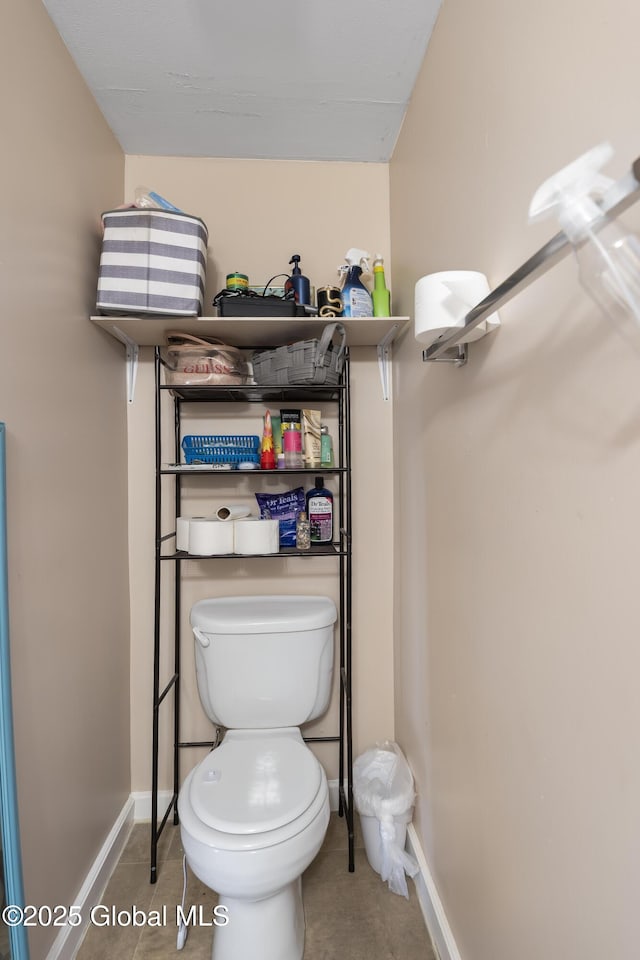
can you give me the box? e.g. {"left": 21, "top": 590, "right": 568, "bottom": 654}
{"left": 339, "top": 248, "right": 373, "bottom": 317}
{"left": 372, "top": 254, "right": 391, "bottom": 317}
{"left": 285, "top": 254, "right": 311, "bottom": 306}
{"left": 529, "top": 142, "right": 640, "bottom": 326}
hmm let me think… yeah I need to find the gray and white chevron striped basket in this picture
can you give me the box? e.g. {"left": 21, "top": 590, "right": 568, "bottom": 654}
{"left": 96, "top": 208, "right": 208, "bottom": 316}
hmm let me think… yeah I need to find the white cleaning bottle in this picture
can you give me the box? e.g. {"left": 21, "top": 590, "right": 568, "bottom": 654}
{"left": 529, "top": 142, "right": 640, "bottom": 327}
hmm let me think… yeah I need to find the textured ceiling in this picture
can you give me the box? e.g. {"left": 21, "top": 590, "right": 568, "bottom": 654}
{"left": 42, "top": 0, "right": 441, "bottom": 162}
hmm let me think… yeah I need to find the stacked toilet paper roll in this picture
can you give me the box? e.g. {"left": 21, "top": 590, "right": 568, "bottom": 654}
{"left": 234, "top": 517, "right": 280, "bottom": 555}
{"left": 215, "top": 504, "right": 251, "bottom": 522}
{"left": 188, "top": 518, "right": 234, "bottom": 556}
{"left": 414, "top": 270, "right": 500, "bottom": 347}
{"left": 178, "top": 512, "right": 280, "bottom": 555}
{"left": 176, "top": 506, "right": 247, "bottom": 554}
{"left": 176, "top": 515, "right": 205, "bottom": 552}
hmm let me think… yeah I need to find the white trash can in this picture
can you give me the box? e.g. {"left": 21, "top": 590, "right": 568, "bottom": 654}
{"left": 359, "top": 811, "right": 409, "bottom": 876}
{"left": 353, "top": 741, "right": 419, "bottom": 898}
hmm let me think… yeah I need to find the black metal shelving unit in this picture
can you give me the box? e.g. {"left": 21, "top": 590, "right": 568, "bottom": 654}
{"left": 150, "top": 346, "right": 354, "bottom": 883}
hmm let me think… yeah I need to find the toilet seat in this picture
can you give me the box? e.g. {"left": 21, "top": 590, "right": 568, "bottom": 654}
{"left": 180, "top": 732, "right": 328, "bottom": 853}
{"left": 190, "top": 735, "right": 322, "bottom": 835}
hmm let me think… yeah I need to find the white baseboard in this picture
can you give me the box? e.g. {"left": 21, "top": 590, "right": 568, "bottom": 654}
{"left": 406, "top": 824, "right": 462, "bottom": 960}
{"left": 132, "top": 781, "right": 341, "bottom": 822}
{"left": 45, "top": 796, "right": 134, "bottom": 960}
{"left": 131, "top": 789, "right": 175, "bottom": 822}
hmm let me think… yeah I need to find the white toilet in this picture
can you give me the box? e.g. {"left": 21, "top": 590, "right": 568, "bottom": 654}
{"left": 178, "top": 594, "right": 337, "bottom": 960}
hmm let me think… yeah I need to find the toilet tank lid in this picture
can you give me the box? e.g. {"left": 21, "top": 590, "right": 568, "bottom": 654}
{"left": 190, "top": 595, "right": 337, "bottom": 634}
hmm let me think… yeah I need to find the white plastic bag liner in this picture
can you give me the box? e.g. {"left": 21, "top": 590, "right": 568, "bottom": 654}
{"left": 353, "top": 741, "right": 419, "bottom": 898}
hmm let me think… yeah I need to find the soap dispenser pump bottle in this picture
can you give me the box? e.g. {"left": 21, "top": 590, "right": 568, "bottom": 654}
{"left": 529, "top": 142, "right": 640, "bottom": 327}
{"left": 285, "top": 254, "right": 311, "bottom": 306}
{"left": 339, "top": 248, "right": 373, "bottom": 318}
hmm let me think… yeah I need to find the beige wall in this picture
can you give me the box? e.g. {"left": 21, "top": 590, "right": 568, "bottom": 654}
{"left": 390, "top": 1, "right": 640, "bottom": 958}
{"left": 1, "top": 1, "right": 129, "bottom": 955}
{"left": 124, "top": 157, "right": 395, "bottom": 790}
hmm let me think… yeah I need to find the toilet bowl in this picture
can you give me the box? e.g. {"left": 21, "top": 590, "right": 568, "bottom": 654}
{"left": 179, "top": 729, "right": 330, "bottom": 960}
{"left": 178, "top": 596, "right": 337, "bottom": 960}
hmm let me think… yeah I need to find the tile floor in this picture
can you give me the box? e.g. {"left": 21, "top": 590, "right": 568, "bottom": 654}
{"left": 77, "top": 814, "right": 435, "bottom": 959}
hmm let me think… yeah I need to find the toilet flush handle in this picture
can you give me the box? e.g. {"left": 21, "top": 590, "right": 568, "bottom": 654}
{"left": 193, "top": 627, "right": 210, "bottom": 648}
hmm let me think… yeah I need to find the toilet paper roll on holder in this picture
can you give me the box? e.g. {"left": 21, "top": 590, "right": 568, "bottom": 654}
{"left": 415, "top": 270, "right": 501, "bottom": 367}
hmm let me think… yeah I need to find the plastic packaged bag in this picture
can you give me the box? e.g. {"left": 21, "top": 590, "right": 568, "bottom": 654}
{"left": 164, "top": 333, "right": 252, "bottom": 386}
{"left": 255, "top": 488, "right": 306, "bottom": 548}
{"left": 353, "top": 741, "right": 419, "bottom": 898}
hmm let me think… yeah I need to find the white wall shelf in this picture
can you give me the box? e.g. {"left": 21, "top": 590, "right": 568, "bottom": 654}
{"left": 91, "top": 313, "right": 408, "bottom": 348}
{"left": 90, "top": 315, "right": 410, "bottom": 402}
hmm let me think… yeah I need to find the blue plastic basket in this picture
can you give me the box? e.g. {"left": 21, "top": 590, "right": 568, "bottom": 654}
{"left": 181, "top": 435, "right": 261, "bottom": 467}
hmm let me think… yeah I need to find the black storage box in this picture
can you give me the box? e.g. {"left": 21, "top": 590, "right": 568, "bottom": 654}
{"left": 217, "top": 295, "right": 306, "bottom": 318}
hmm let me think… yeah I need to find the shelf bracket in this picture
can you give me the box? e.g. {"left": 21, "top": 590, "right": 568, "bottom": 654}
{"left": 110, "top": 325, "right": 139, "bottom": 403}
{"left": 377, "top": 323, "right": 402, "bottom": 401}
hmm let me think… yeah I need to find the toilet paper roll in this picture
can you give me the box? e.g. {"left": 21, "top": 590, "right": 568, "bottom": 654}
{"left": 176, "top": 516, "right": 206, "bottom": 552}
{"left": 414, "top": 270, "right": 500, "bottom": 347}
{"left": 233, "top": 518, "right": 280, "bottom": 555}
{"left": 188, "top": 518, "right": 234, "bottom": 556}
{"left": 216, "top": 504, "right": 251, "bottom": 522}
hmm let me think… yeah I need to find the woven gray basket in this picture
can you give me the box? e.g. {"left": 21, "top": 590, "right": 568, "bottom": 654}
{"left": 252, "top": 322, "right": 347, "bottom": 386}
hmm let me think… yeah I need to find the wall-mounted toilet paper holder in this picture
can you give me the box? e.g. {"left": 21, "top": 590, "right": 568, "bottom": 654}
{"left": 415, "top": 270, "right": 499, "bottom": 365}
{"left": 418, "top": 154, "right": 640, "bottom": 366}
{"left": 423, "top": 342, "right": 467, "bottom": 366}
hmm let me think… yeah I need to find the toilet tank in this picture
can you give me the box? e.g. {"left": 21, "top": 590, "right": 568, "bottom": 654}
{"left": 190, "top": 595, "right": 337, "bottom": 729}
